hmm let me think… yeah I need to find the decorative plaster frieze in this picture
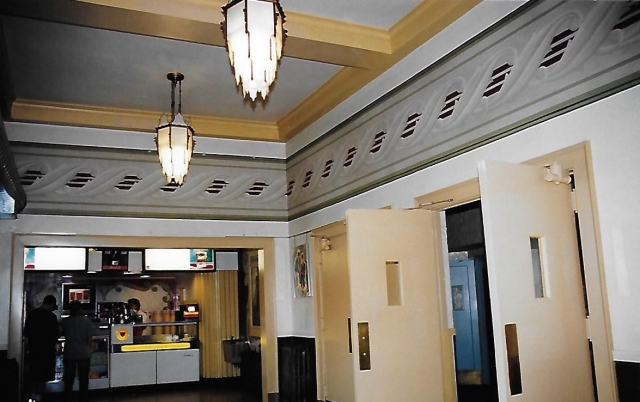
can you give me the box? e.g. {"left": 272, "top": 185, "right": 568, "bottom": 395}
{"left": 12, "top": 144, "right": 287, "bottom": 220}
{"left": 286, "top": 0, "right": 640, "bottom": 218}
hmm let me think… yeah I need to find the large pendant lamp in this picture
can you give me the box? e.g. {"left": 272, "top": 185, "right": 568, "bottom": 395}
{"left": 155, "top": 72, "right": 195, "bottom": 185}
{"left": 222, "top": 0, "right": 286, "bottom": 101}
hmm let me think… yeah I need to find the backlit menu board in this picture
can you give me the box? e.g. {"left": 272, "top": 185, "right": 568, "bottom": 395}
{"left": 145, "top": 248, "right": 215, "bottom": 271}
{"left": 23, "top": 247, "right": 86, "bottom": 271}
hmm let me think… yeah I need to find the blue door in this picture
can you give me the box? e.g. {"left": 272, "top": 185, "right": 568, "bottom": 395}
{"left": 450, "top": 259, "right": 482, "bottom": 382}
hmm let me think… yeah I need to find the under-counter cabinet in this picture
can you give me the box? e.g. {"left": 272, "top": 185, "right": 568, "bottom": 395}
{"left": 110, "top": 351, "right": 157, "bottom": 387}
{"left": 156, "top": 349, "right": 200, "bottom": 384}
{"left": 111, "top": 349, "right": 200, "bottom": 387}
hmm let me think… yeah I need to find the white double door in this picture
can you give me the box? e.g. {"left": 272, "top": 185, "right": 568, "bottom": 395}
{"left": 316, "top": 160, "right": 593, "bottom": 402}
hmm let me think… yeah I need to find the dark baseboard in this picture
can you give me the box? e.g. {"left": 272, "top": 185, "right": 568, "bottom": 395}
{"left": 269, "top": 393, "right": 324, "bottom": 402}
{"left": 616, "top": 361, "right": 640, "bottom": 402}
{"left": 278, "top": 336, "right": 317, "bottom": 402}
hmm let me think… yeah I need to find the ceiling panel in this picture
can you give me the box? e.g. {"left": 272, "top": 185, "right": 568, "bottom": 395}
{"left": 3, "top": 15, "right": 340, "bottom": 121}
{"left": 280, "top": 0, "right": 424, "bottom": 29}
{"left": 0, "top": 0, "right": 482, "bottom": 141}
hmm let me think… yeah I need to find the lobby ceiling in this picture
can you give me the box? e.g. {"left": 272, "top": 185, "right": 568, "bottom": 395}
{"left": 0, "top": 0, "right": 481, "bottom": 143}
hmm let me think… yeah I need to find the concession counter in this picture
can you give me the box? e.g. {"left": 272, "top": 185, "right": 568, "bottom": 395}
{"left": 110, "top": 321, "right": 200, "bottom": 387}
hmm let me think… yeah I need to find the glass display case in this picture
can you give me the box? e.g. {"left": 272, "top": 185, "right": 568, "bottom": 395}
{"left": 45, "top": 332, "right": 110, "bottom": 393}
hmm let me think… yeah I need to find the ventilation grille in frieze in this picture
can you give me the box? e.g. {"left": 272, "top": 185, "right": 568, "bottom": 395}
{"left": 115, "top": 175, "right": 142, "bottom": 190}
{"left": 484, "top": 63, "right": 513, "bottom": 97}
{"left": 439, "top": 91, "right": 462, "bottom": 120}
{"left": 66, "top": 172, "right": 94, "bottom": 188}
{"left": 205, "top": 179, "right": 229, "bottom": 194}
{"left": 613, "top": 1, "right": 640, "bottom": 31}
{"left": 20, "top": 169, "right": 45, "bottom": 186}
{"left": 401, "top": 113, "right": 422, "bottom": 138}
{"left": 247, "top": 181, "right": 269, "bottom": 196}
{"left": 370, "top": 131, "right": 387, "bottom": 154}
{"left": 540, "top": 28, "right": 577, "bottom": 68}
{"left": 322, "top": 160, "right": 334, "bottom": 179}
{"left": 343, "top": 147, "right": 357, "bottom": 168}
{"left": 160, "top": 182, "right": 180, "bottom": 192}
{"left": 285, "top": 180, "right": 295, "bottom": 196}
{"left": 302, "top": 171, "right": 313, "bottom": 188}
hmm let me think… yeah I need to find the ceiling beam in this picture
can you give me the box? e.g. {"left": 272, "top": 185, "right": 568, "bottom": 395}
{"left": 11, "top": 99, "right": 281, "bottom": 141}
{"left": 1, "top": 0, "right": 481, "bottom": 142}
{"left": 0, "top": 0, "right": 390, "bottom": 68}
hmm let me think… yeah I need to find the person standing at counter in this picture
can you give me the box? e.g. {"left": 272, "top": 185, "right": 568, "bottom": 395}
{"left": 24, "top": 294, "right": 59, "bottom": 402}
{"left": 61, "top": 300, "right": 93, "bottom": 402}
{"left": 127, "top": 298, "right": 147, "bottom": 336}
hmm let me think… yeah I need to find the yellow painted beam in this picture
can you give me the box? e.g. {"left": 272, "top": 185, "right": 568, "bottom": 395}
{"left": 1, "top": 0, "right": 389, "bottom": 68}
{"left": 11, "top": 99, "right": 281, "bottom": 141}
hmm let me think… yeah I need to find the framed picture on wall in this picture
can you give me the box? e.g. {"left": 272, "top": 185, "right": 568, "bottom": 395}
{"left": 293, "top": 243, "right": 311, "bottom": 297}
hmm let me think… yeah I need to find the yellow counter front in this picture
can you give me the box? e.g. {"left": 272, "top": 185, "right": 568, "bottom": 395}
{"left": 120, "top": 342, "right": 191, "bottom": 352}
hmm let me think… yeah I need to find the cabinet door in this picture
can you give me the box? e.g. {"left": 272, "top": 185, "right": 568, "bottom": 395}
{"left": 110, "top": 351, "right": 156, "bottom": 387}
{"left": 157, "top": 349, "right": 200, "bottom": 384}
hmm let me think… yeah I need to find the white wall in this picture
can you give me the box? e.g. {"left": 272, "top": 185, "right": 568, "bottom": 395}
{"left": 275, "top": 236, "right": 294, "bottom": 336}
{"left": 2, "top": 87, "right": 640, "bottom": 360}
{"left": 275, "top": 234, "right": 316, "bottom": 338}
{"left": 289, "top": 85, "right": 640, "bottom": 361}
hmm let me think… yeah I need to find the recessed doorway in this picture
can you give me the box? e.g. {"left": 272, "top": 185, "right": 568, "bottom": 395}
{"left": 445, "top": 201, "right": 498, "bottom": 402}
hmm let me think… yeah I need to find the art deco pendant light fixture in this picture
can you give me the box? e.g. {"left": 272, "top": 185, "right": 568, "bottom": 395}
{"left": 155, "top": 72, "right": 195, "bottom": 185}
{"left": 222, "top": 0, "right": 286, "bottom": 101}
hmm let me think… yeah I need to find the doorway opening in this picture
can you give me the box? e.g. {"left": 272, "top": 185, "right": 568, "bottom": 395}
{"left": 18, "top": 246, "right": 264, "bottom": 402}
{"left": 444, "top": 201, "right": 498, "bottom": 402}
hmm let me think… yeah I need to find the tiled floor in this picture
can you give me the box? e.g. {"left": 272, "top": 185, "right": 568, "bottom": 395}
{"left": 43, "top": 381, "right": 261, "bottom": 402}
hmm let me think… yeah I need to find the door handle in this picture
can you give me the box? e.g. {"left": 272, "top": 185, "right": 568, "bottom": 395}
{"left": 347, "top": 317, "right": 353, "bottom": 354}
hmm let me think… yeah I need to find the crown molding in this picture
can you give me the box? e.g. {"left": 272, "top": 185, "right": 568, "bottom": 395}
{"left": 11, "top": 99, "right": 281, "bottom": 141}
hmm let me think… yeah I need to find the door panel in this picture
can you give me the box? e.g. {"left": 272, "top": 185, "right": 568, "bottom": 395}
{"left": 478, "top": 160, "right": 593, "bottom": 401}
{"left": 318, "top": 230, "right": 354, "bottom": 402}
{"left": 346, "top": 209, "right": 446, "bottom": 401}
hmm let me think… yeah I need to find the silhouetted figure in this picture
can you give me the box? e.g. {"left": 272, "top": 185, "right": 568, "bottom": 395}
{"left": 24, "top": 295, "right": 59, "bottom": 402}
{"left": 127, "top": 298, "right": 147, "bottom": 336}
{"left": 61, "top": 300, "right": 93, "bottom": 402}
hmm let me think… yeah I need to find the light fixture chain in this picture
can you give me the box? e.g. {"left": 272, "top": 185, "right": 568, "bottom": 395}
{"left": 178, "top": 80, "right": 183, "bottom": 115}
{"left": 170, "top": 78, "right": 177, "bottom": 121}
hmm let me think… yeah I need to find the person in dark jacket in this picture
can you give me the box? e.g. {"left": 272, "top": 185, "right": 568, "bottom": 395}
{"left": 61, "top": 300, "right": 93, "bottom": 402}
{"left": 24, "top": 294, "right": 59, "bottom": 402}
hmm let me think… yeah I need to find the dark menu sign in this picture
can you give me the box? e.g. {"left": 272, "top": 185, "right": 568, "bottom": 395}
{"left": 102, "top": 249, "right": 129, "bottom": 271}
